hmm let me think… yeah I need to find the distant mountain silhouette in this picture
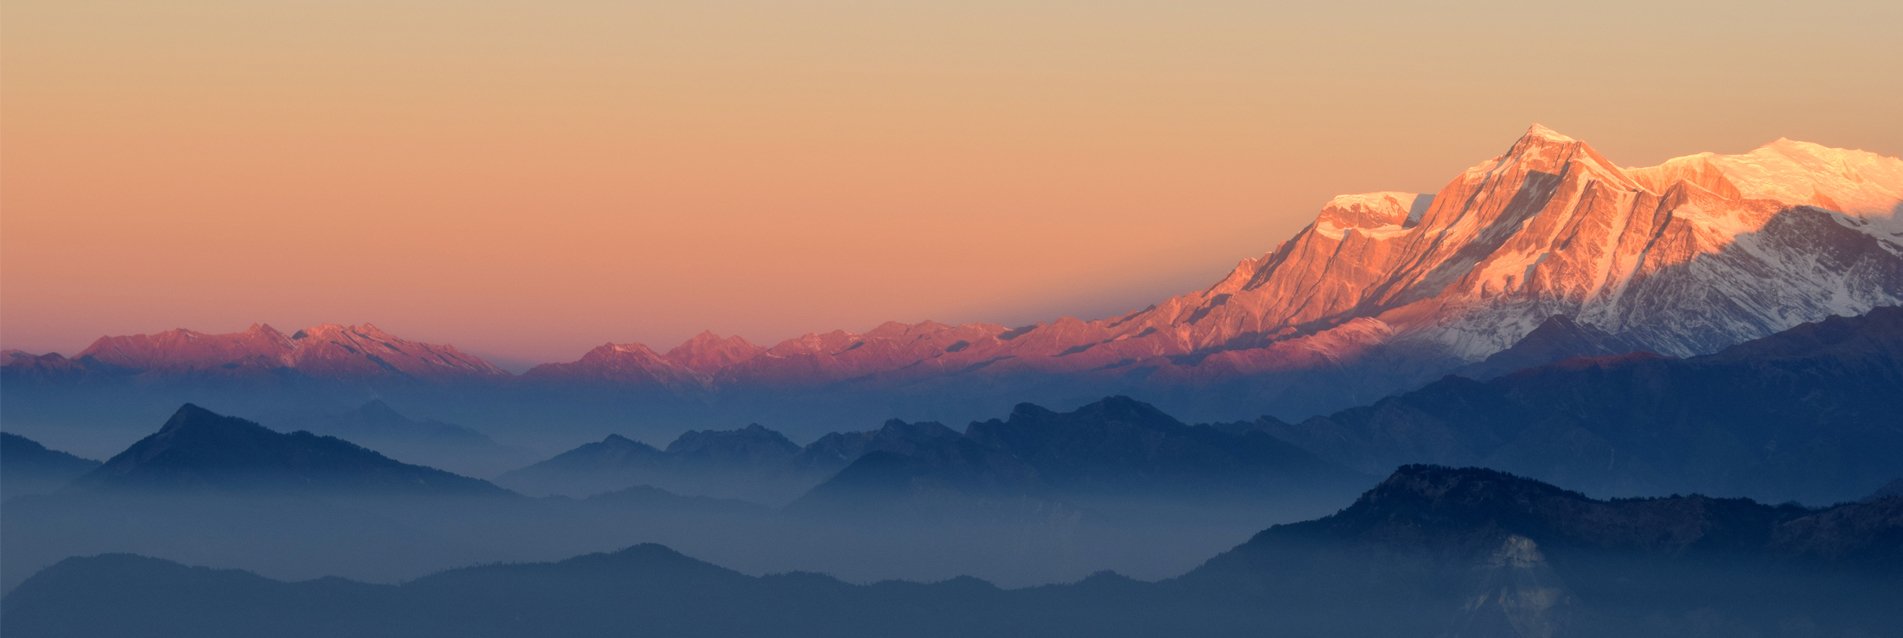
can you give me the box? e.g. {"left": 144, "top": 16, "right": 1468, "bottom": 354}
{"left": 1206, "top": 465, "right": 1903, "bottom": 563}
{"left": 1249, "top": 307, "right": 1903, "bottom": 503}
{"left": 792, "top": 419, "right": 962, "bottom": 470}
{"left": 265, "top": 400, "right": 532, "bottom": 477}
{"left": 500, "top": 433, "right": 668, "bottom": 495}
{"left": 664, "top": 423, "right": 800, "bottom": 465}
{"left": 498, "top": 425, "right": 810, "bottom": 503}
{"left": 1176, "top": 464, "right": 1903, "bottom": 635}
{"left": 0, "top": 433, "right": 99, "bottom": 500}
{"left": 7, "top": 467, "right": 1897, "bottom": 637}
{"left": 792, "top": 396, "right": 1365, "bottom": 520}
{"left": 75, "top": 404, "right": 507, "bottom": 495}
{"left": 501, "top": 417, "right": 976, "bottom": 505}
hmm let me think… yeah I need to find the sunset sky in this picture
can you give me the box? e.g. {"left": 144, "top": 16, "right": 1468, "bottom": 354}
{"left": 4, "top": 0, "right": 1900, "bottom": 367}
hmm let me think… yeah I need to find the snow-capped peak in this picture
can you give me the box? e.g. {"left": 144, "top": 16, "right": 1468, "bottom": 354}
{"left": 1519, "top": 122, "right": 1576, "bottom": 144}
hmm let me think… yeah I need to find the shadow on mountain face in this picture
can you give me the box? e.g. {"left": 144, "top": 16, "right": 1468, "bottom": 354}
{"left": 6, "top": 466, "right": 1898, "bottom": 638}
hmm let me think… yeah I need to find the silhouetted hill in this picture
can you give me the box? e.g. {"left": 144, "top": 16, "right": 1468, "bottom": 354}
{"left": 8, "top": 467, "right": 1898, "bottom": 637}
{"left": 266, "top": 400, "right": 532, "bottom": 477}
{"left": 1211, "top": 465, "right": 1900, "bottom": 564}
{"left": 793, "top": 419, "right": 962, "bottom": 470}
{"left": 504, "top": 416, "right": 987, "bottom": 506}
{"left": 792, "top": 396, "right": 1365, "bottom": 520}
{"left": 498, "top": 425, "right": 812, "bottom": 503}
{"left": 965, "top": 397, "right": 1349, "bottom": 494}
{"left": 75, "top": 404, "right": 507, "bottom": 496}
{"left": 494, "top": 434, "right": 669, "bottom": 496}
{"left": 0, "top": 433, "right": 100, "bottom": 499}
{"left": 1255, "top": 307, "right": 1903, "bottom": 503}
{"left": 1179, "top": 465, "right": 1903, "bottom": 635}
{"left": 665, "top": 423, "right": 800, "bottom": 464}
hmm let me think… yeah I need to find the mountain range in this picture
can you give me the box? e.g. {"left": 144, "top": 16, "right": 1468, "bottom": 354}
{"left": 497, "top": 423, "right": 811, "bottom": 503}
{"left": 501, "top": 396, "right": 1365, "bottom": 510}
{"left": 7, "top": 126, "right": 1901, "bottom": 438}
{"left": 7, "top": 465, "right": 1897, "bottom": 637}
{"left": 4, "top": 306, "right": 1899, "bottom": 600}
{"left": 75, "top": 404, "right": 507, "bottom": 496}
{"left": 0, "top": 401, "right": 1350, "bottom": 592}
{"left": 791, "top": 397, "right": 1363, "bottom": 522}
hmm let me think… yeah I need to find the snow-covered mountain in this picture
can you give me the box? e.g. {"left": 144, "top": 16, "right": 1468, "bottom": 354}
{"left": 68, "top": 323, "right": 505, "bottom": 381}
{"left": 1112, "top": 124, "right": 1903, "bottom": 363}
{"left": 9, "top": 125, "right": 1901, "bottom": 427}
{"left": 517, "top": 124, "right": 1903, "bottom": 392}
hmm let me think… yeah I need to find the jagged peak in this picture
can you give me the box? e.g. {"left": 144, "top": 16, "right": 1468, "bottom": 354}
{"left": 1503, "top": 124, "right": 1612, "bottom": 168}
{"left": 670, "top": 330, "right": 758, "bottom": 353}
{"left": 291, "top": 323, "right": 342, "bottom": 339}
{"left": 1519, "top": 122, "right": 1576, "bottom": 144}
{"left": 664, "top": 422, "right": 798, "bottom": 455}
{"left": 1314, "top": 191, "right": 1422, "bottom": 239}
{"left": 599, "top": 433, "right": 643, "bottom": 447}
{"left": 156, "top": 403, "right": 259, "bottom": 436}
{"left": 599, "top": 342, "right": 662, "bottom": 357}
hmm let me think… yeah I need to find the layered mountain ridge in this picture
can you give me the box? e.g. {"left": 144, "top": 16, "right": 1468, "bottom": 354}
{"left": 9, "top": 465, "right": 1898, "bottom": 637}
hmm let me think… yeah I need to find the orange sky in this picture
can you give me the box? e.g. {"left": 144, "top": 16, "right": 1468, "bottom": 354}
{"left": 4, "top": 1, "right": 1900, "bottom": 367}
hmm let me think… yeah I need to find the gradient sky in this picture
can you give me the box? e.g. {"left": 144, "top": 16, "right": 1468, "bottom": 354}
{"left": 4, "top": 1, "right": 1900, "bottom": 367}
